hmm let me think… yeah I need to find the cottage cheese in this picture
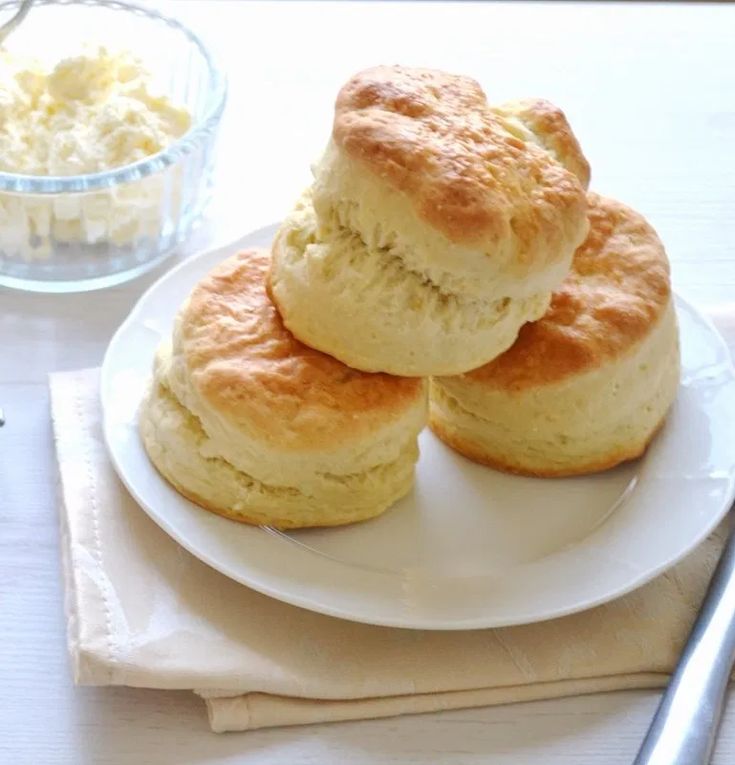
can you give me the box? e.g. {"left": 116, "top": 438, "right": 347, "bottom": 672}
{"left": 0, "top": 48, "right": 192, "bottom": 260}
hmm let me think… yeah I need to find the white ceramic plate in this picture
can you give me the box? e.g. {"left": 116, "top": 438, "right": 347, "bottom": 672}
{"left": 102, "top": 226, "right": 735, "bottom": 630}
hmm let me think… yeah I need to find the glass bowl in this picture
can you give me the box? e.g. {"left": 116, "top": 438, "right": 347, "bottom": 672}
{"left": 0, "top": 0, "right": 227, "bottom": 293}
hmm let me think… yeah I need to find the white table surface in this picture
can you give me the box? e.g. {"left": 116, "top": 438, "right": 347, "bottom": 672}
{"left": 2, "top": 1, "right": 735, "bottom": 762}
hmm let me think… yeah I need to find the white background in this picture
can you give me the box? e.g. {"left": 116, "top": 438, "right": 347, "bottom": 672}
{"left": 2, "top": 1, "right": 735, "bottom": 762}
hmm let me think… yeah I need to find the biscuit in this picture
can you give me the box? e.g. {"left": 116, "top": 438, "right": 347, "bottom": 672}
{"left": 491, "top": 98, "right": 591, "bottom": 188}
{"left": 430, "top": 193, "right": 680, "bottom": 476}
{"left": 140, "top": 249, "right": 427, "bottom": 528}
{"left": 271, "top": 190, "right": 552, "bottom": 377}
{"left": 270, "top": 65, "right": 590, "bottom": 376}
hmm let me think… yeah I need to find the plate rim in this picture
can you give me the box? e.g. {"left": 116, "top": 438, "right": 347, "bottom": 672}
{"left": 101, "top": 227, "right": 735, "bottom": 630}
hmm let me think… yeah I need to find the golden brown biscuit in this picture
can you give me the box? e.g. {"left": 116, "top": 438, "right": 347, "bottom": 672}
{"left": 330, "top": 66, "right": 587, "bottom": 249}
{"left": 270, "top": 66, "right": 590, "bottom": 376}
{"left": 430, "top": 193, "right": 680, "bottom": 476}
{"left": 140, "top": 249, "right": 427, "bottom": 528}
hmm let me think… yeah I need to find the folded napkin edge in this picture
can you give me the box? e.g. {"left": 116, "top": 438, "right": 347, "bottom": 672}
{"left": 51, "top": 368, "right": 118, "bottom": 686}
{"left": 202, "top": 672, "right": 670, "bottom": 733}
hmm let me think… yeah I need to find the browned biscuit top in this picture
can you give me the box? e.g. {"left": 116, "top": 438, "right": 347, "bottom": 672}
{"left": 178, "top": 249, "right": 424, "bottom": 450}
{"left": 460, "top": 193, "right": 672, "bottom": 390}
{"left": 333, "top": 65, "right": 587, "bottom": 250}
{"left": 491, "top": 98, "right": 591, "bottom": 189}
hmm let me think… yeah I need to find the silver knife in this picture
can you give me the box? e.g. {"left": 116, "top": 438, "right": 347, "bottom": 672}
{"left": 634, "top": 508, "right": 735, "bottom": 764}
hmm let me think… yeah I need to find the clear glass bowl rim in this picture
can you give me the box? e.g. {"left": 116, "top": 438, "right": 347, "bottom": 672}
{"left": 0, "top": 0, "right": 228, "bottom": 195}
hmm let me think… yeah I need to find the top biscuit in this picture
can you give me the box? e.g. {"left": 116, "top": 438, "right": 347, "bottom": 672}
{"left": 332, "top": 65, "right": 587, "bottom": 253}
{"left": 458, "top": 193, "right": 673, "bottom": 391}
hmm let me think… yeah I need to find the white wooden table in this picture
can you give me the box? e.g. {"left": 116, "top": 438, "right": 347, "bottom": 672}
{"left": 2, "top": 2, "right": 735, "bottom": 762}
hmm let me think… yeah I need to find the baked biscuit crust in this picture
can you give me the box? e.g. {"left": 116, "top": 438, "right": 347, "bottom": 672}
{"left": 491, "top": 98, "right": 591, "bottom": 188}
{"left": 430, "top": 194, "right": 680, "bottom": 477}
{"left": 429, "top": 409, "right": 668, "bottom": 479}
{"left": 140, "top": 379, "right": 419, "bottom": 529}
{"left": 458, "top": 193, "right": 672, "bottom": 391}
{"left": 141, "top": 248, "right": 427, "bottom": 528}
{"left": 333, "top": 65, "right": 587, "bottom": 251}
{"left": 178, "top": 248, "right": 424, "bottom": 452}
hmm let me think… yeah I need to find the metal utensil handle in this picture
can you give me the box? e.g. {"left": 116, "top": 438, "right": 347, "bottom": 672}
{"left": 0, "top": 0, "right": 33, "bottom": 44}
{"left": 633, "top": 517, "right": 735, "bottom": 765}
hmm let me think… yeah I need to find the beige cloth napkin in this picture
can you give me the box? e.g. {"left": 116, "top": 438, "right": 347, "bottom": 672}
{"left": 51, "top": 308, "right": 735, "bottom": 733}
